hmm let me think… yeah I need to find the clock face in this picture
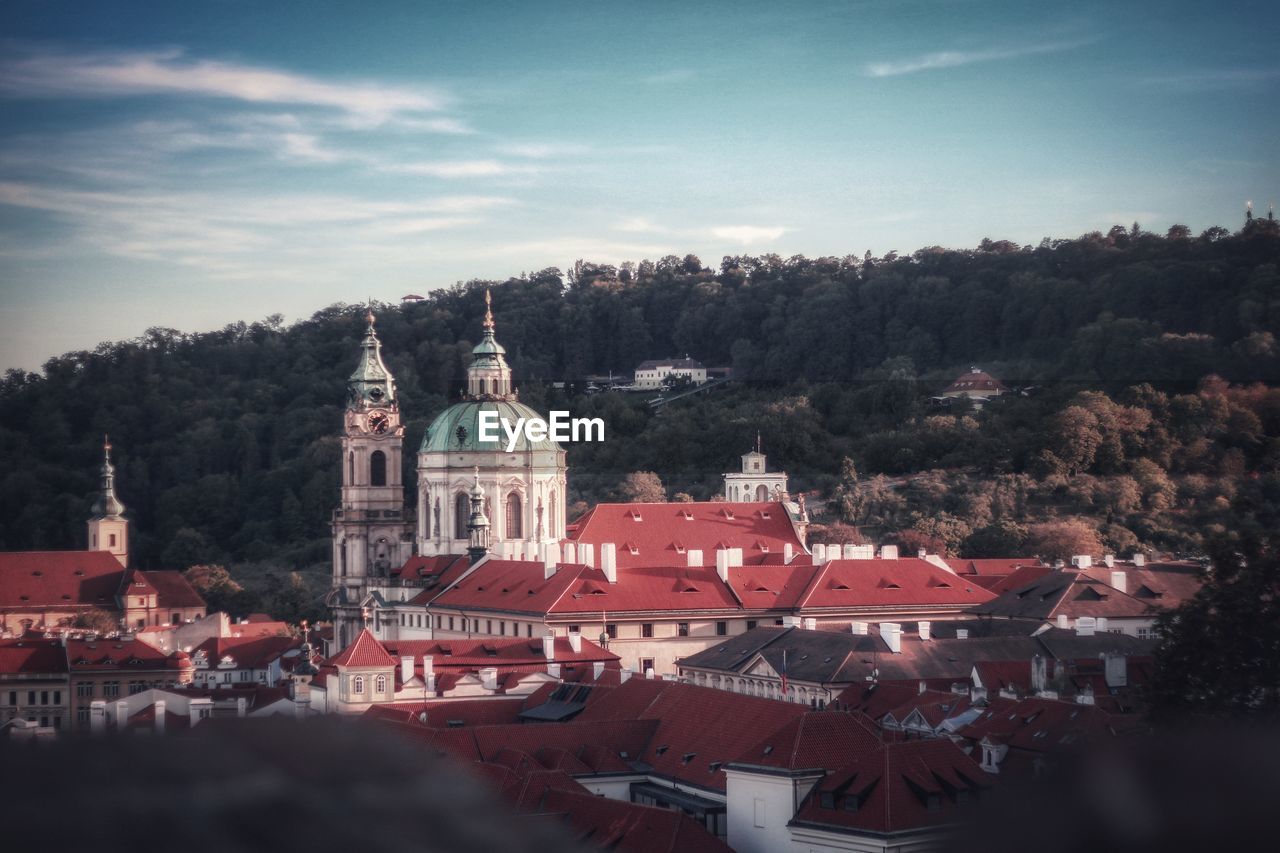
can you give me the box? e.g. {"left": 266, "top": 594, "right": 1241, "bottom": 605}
{"left": 368, "top": 411, "right": 390, "bottom": 435}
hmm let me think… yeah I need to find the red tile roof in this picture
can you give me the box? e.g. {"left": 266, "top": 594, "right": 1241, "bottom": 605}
{"left": 137, "top": 571, "right": 205, "bottom": 608}
{"left": 958, "top": 558, "right": 1040, "bottom": 576}
{"left": 798, "top": 558, "right": 995, "bottom": 610}
{"left": 734, "top": 711, "right": 883, "bottom": 771}
{"left": 540, "top": 787, "right": 731, "bottom": 853}
{"left": 0, "top": 551, "right": 124, "bottom": 612}
{"left": 66, "top": 636, "right": 187, "bottom": 671}
{"left": 192, "top": 635, "right": 301, "bottom": 671}
{"left": 1080, "top": 562, "right": 1204, "bottom": 611}
{"left": 565, "top": 501, "right": 806, "bottom": 569}
{"left": 793, "top": 738, "right": 990, "bottom": 834}
{"left": 943, "top": 370, "right": 1006, "bottom": 394}
{"left": 328, "top": 629, "right": 397, "bottom": 668}
{"left": 973, "top": 563, "right": 1053, "bottom": 594}
{"left": 0, "top": 638, "right": 68, "bottom": 674}
{"left": 969, "top": 569, "right": 1156, "bottom": 620}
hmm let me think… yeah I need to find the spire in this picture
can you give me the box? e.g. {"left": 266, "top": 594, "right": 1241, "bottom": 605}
{"left": 467, "top": 467, "right": 490, "bottom": 563}
{"left": 90, "top": 435, "right": 125, "bottom": 519}
{"left": 756, "top": 431, "right": 762, "bottom": 454}
{"left": 466, "top": 289, "right": 514, "bottom": 400}
{"left": 348, "top": 306, "right": 395, "bottom": 410}
{"left": 294, "top": 620, "right": 319, "bottom": 678}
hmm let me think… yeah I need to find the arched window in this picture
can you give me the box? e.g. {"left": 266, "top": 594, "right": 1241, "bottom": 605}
{"left": 348, "top": 451, "right": 355, "bottom": 484}
{"left": 370, "top": 450, "right": 387, "bottom": 486}
{"left": 455, "top": 493, "right": 470, "bottom": 539}
{"left": 506, "top": 492, "right": 522, "bottom": 539}
{"left": 755, "top": 484, "right": 768, "bottom": 501}
{"left": 352, "top": 675, "right": 365, "bottom": 694}
{"left": 375, "top": 674, "right": 387, "bottom": 694}
{"left": 340, "top": 540, "right": 348, "bottom": 577}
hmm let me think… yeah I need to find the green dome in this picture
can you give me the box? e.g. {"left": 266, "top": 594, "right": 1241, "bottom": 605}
{"left": 420, "top": 401, "right": 563, "bottom": 453}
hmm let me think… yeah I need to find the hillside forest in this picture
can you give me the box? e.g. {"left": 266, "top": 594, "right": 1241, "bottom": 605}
{"left": 2, "top": 217, "right": 1278, "bottom": 620}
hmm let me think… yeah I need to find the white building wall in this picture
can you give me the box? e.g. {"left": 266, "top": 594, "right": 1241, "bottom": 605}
{"left": 725, "top": 768, "right": 822, "bottom": 853}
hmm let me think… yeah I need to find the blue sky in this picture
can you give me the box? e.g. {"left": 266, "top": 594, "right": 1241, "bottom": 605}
{"left": 2, "top": 0, "right": 1277, "bottom": 371}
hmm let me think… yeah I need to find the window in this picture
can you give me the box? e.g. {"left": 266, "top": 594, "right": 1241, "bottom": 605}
{"left": 449, "top": 616, "right": 455, "bottom": 631}
{"left": 819, "top": 792, "right": 835, "bottom": 809}
{"left": 239, "top": 670, "right": 250, "bottom": 682}
{"left": 109, "top": 534, "right": 117, "bottom": 547}
{"left": 526, "top": 625, "right": 533, "bottom": 638}
{"left": 40, "top": 691, "right": 48, "bottom": 705}
{"left": 505, "top": 492, "right": 523, "bottom": 539}
{"left": 716, "top": 621, "right": 728, "bottom": 636}
{"left": 487, "top": 620, "right": 492, "bottom": 634}
{"left": 568, "top": 625, "right": 580, "bottom": 633}
{"left": 641, "top": 623, "right": 654, "bottom": 638}
{"left": 53, "top": 691, "right": 61, "bottom": 705}
{"left": 753, "top": 798, "right": 766, "bottom": 828}
{"left": 455, "top": 493, "right": 470, "bottom": 539}
{"left": 129, "top": 682, "right": 145, "bottom": 695}
{"left": 7, "top": 691, "right": 14, "bottom": 706}
{"left": 746, "top": 620, "right": 758, "bottom": 630}
{"left": 77, "top": 708, "right": 89, "bottom": 725}
{"left": 641, "top": 658, "right": 655, "bottom": 674}
{"left": 678, "top": 622, "right": 690, "bottom": 637}
{"left": 606, "top": 624, "right": 618, "bottom": 639}
{"left": 375, "top": 674, "right": 387, "bottom": 694}
{"left": 353, "top": 675, "right": 365, "bottom": 694}
{"left": 370, "top": 451, "right": 387, "bottom": 486}
{"left": 499, "top": 621, "right": 505, "bottom": 635}
{"left": 171, "top": 613, "right": 180, "bottom": 624}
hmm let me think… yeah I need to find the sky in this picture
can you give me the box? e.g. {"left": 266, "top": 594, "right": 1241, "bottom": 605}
{"left": 1, "top": 0, "right": 1277, "bottom": 371}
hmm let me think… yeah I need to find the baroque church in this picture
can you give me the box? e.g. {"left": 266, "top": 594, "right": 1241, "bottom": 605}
{"left": 327, "top": 294, "right": 567, "bottom": 647}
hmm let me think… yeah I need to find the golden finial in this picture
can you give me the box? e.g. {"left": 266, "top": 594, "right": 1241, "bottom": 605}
{"left": 483, "top": 288, "right": 495, "bottom": 330}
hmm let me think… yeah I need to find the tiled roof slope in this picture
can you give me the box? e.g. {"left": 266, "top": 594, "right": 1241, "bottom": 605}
{"left": 329, "top": 629, "right": 397, "bottom": 668}
{"left": 565, "top": 501, "right": 805, "bottom": 569}
{"left": 0, "top": 551, "right": 124, "bottom": 611}
{"left": 0, "top": 638, "right": 68, "bottom": 674}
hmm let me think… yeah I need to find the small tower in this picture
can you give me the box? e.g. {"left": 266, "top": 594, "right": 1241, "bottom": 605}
{"left": 88, "top": 436, "right": 129, "bottom": 567}
{"left": 466, "top": 289, "right": 515, "bottom": 401}
{"left": 289, "top": 621, "right": 320, "bottom": 715}
{"left": 723, "top": 434, "right": 788, "bottom": 502}
{"left": 466, "top": 468, "right": 491, "bottom": 564}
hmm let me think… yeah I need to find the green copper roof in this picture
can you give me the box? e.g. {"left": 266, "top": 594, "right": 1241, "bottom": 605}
{"left": 90, "top": 438, "right": 125, "bottom": 519}
{"left": 420, "top": 401, "right": 563, "bottom": 453}
{"left": 348, "top": 311, "right": 396, "bottom": 409}
{"left": 472, "top": 328, "right": 507, "bottom": 358}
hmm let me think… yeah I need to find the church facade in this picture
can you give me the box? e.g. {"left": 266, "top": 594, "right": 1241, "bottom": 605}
{"left": 327, "top": 295, "right": 567, "bottom": 648}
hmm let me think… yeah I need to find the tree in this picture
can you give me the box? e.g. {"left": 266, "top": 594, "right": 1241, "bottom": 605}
{"left": 74, "top": 608, "right": 119, "bottom": 634}
{"left": 961, "top": 520, "right": 1030, "bottom": 558}
{"left": 617, "top": 471, "right": 665, "bottom": 503}
{"left": 1150, "top": 530, "right": 1280, "bottom": 721}
{"left": 183, "top": 564, "right": 245, "bottom": 614}
{"left": 1026, "top": 519, "right": 1103, "bottom": 562}
{"left": 831, "top": 457, "right": 867, "bottom": 523}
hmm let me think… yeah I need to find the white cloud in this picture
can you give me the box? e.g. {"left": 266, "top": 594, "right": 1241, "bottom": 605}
{"left": 388, "top": 159, "right": 541, "bottom": 178}
{"left": 865, "top": 36, "right": 1099, "bottom": 78}
{"left": 0, "top": 45, "right": 448, "bottom": 122}
{"left": 614, "top": 216, "right": 667, "bottom": 234}
{"left": 710, "top": 225, "right": 788, "bottom": 245}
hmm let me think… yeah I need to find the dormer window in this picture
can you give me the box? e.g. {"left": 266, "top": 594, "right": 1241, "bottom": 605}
{"left": 628, "top": 510, "right": 643, "bottom": 521}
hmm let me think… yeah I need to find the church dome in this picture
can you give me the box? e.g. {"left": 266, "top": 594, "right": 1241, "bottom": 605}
{"left": 420, "top": 400, "right": 563, "bottom": 454}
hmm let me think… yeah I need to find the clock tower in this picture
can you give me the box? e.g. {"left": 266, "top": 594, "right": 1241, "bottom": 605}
{"left": 330, "top": 309, "right": 414, "bottom": 649}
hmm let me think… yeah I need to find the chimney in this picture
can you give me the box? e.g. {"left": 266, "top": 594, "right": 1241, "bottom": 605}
{"left": 153, "top": 700, "right": 166, "bottom": 735}
{"left": 851, "top": 621, "right": 868, "bottom": 635}
{"left": 568, "top": 631, "right": 582, "bottom": 653}
{"left": 511, "top": 541, "right": 524, "bottom": 561}
{"left": 563, "top": 543, "right": 576, "bottom": 564}
{"left": 715, "top": 549, "right": 730, "bottom": 583}
{"left": 687, "top": 549, "right": 703, "bottom": 567}
{"left": 542, "top": 634, "right": 556, "bottom": 660}
{"left": 918, "top": 548, "right": 928, "bottom": 559}
{"left": 880, "top": 622, "right": 902, "bottom": 654}
{"left": 544, "top": 561, "right": 557, "bottom": 581}
{"left": 115, "top": 700, "right": 128, "bottom": 727}
{"left": 645, "top": 665, "right": 655, "bottom": 679}
{"left": 1031, "top": 654, "right": 1047, "bottom": 692}
{"left": 592, "top": 661, "right": 605, "bottom": 679}
{"left": 1132, "top": 553, "right": 1146, "bottom": 567}
{"left": 1076, "top": 683, "right": 1096, "bottom": 705}
{"left": 620, "top": 668, "right": 633, "bottom": 683}
{"left": 783, "top": 543, "right": 793, "bottom": 563}
{"left": 1075, "top": 616, "right": 1097, "bottom": 637}
{"left": 237, "top": 697, "right": 247, "bottom": 718}
{"left": 851, "top": 544, "right": 875, "bottom": 560}
{"left": 547, "top": 662, "right": 561, "bottom": 679}
{"left": 918, "top": 621, "right": 931, "bottom": 641}
{"left": 813, "top": 543, "right": 826, "bottom": 563}
{"left": 843, "top": 544, "right": 857, "bottom": 559}
{"left": 401, "top": 655, "right": 414, "bottom": 684}
{"left": 89, "top": 701, "right": 106, "bottom": 735}
{"left": 580, "top": 543, "right": 595, "bottom": 568}
{"left": 919, "top": 680, "right": 928, "bottom": 694}
{"left": 970, "top": 685, "right": 988, "bottom": 704}
{"left": 1095, "top": 617, "right": 1109, "bottom": 633}
{"left": 1110, "top": 571, "right": 1127, "bottom": 594}
{"left": 802, "top": 617, "right": 817, "bottom": 631}
{"left": 422, "top": 655, "right": 435, "bottom": 677}
{"left": 425, "top": 673, "right": 436, "bottom": 695}
{"left": 955, "top": 628, "right": 969, "bottom": 640}
{"left": 480, "top": 667, "right": 498, "bottom": 690}
{"left": 1103, "top": 554, "right": 1115, "bottom": 568}
{"left": 1103, "top": 652, "right": 1128, "bottom": 688}
{"left": 1071, "top": 555, "right": 1092, "bottom": 569}
{"left": 601, "top": 543, "right": 617, "bottom": 583}
{"left": 728, "top": 548, "right": 744, "bottom": 567}
{"left": 1056, "top": 614, "right": 1069, "bottom": 629}
{"left": 880, "top": 545, "right": 899, "bottom": 560}
{"left": 782, "top": 616, "right": 801, "bottom": 628}
{"left": 545, "top": 542, "right": 561, "bottom": 567}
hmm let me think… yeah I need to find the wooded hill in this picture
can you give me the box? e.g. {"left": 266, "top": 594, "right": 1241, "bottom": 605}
{"left": 2, "top": 219, "right": 1277, "bottom": 619}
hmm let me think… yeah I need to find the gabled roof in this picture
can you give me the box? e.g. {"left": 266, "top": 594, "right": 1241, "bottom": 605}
{"left": 0, "top": 551, "right": 124, "bottom": 612}
{"left": 565, "top": 501, "right": 805, "bottom": 570}
{"left": 958, "top": 558, "right": 1040, "bottom": 577}
{"left": 540, "top": 787, "right": 731, "bottom": 853}
{"left": 972, "top": 563, "right": 1053, "bottom": 594}
{"left": 135, "top": 571, "right": 205, "bottom": 608}
{"left": 733, "top": 711, "right": 883, "bottom": 771}
{"left": 191, "top": 635, "right": 300, "bottom": 671}
{"left": 969, "top": 569, "right": 1156, "bottom": 620}
{"left": 1080, "top": 562, "right": 1204, "bottom": 611}
{"left": 799, "top": 558, "right": 995, "bottom": 609}
{"left": 943, "top": 369, "right": 1006, "bottom": 394}
{"left": 66, "top": 636, "right": 187, "bottom": 672}
{"left": 329, "top": 629, "right": 397, "bottom": 668}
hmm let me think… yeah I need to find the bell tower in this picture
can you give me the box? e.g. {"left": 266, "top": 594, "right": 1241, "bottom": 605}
{"left": 88, "top": 436, "right": 129, "bottom": 567}
{"left": 331, "top": 309, "right": 414, "bottom": 648}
